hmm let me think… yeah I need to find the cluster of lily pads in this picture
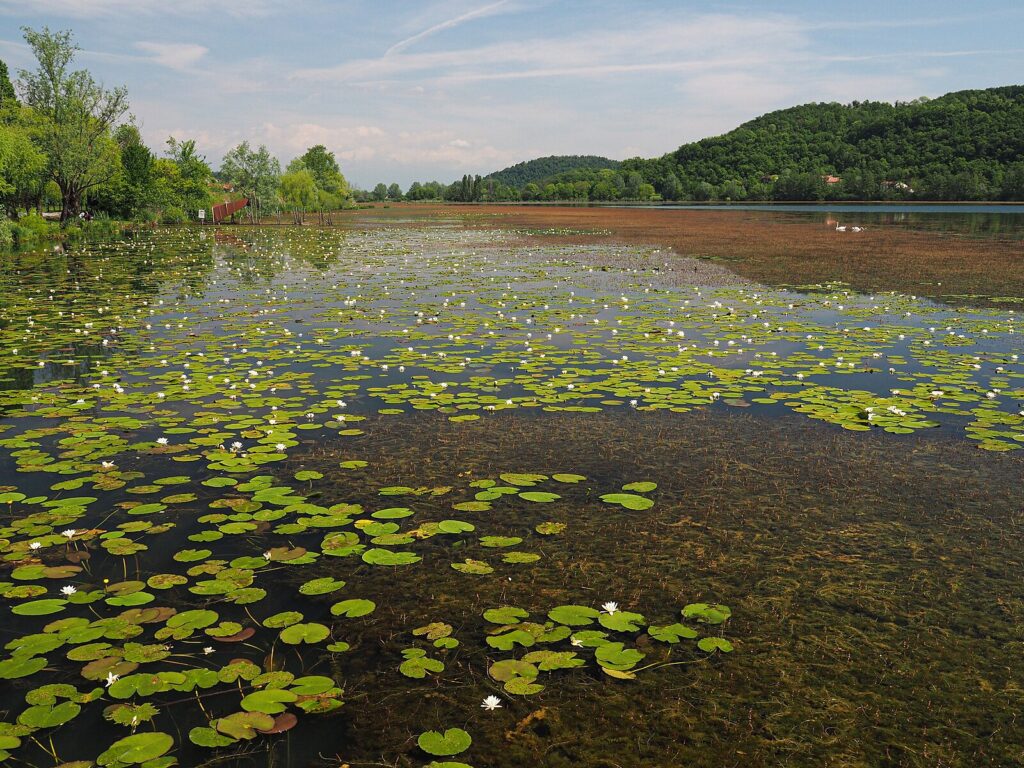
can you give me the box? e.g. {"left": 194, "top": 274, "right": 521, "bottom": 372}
{"left": 0, "top": 457, "right": 726, "bottom": 766}
{"left": 1, "top": 227, "right": 1020, "bottom": 456}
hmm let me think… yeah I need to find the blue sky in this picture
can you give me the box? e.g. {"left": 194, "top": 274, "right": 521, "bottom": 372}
{"left": 1, "top": 0, "right": 1022, "bottom": 187}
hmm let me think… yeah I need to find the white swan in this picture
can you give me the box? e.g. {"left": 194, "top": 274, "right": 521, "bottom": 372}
{"left": 835, "top": 223, "right": 847, "bottom": 232}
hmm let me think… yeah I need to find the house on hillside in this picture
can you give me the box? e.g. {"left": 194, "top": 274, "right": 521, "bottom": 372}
{"left": 882, "top": 180, "right": 914, "bottom": 194}
{"left": 822, "top": 175, "right": 842, "bottom": 185}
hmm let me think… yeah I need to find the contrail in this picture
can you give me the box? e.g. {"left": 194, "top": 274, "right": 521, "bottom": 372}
{"left": 385, "top": 0, "right": 510, "bottom": 56}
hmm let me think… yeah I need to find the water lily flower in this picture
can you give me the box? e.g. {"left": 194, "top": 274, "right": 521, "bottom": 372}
{"left": 156, "top": 437, "right": 169, "bottom": 445}
{"left": 62, "top": 529, "right": 77, "bottom": 539}
{"left": 263, "top": 551, "right": 272, "bottom": 560}
{"left": 275, "top": 443, "right": 286, "bottom": 451}
{"left": 29, "top": 541, "right": 42, "bottom": 550}
{"left": 203, "top": 647, "right": 215, "bottom": 655}
{"left": 602, "top": 601, "right": 619, "bottom": 615}
{"left": 481, "top": 695, "right": 502, "bottom": 711}
{"left": 105, "top": 671, "right": 119, "bottom": 687}
{"left": 61, "top": 585, "right": 77, "bottom": 596}
{"left": 570, "top": 636, "right": 583, "bottom": 647}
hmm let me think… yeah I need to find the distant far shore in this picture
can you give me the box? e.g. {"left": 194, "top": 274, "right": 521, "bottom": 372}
{"left": 373, "top": 199, "right": 1024, "bottom": 207}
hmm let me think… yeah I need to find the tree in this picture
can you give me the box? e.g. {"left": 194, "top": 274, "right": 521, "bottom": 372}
{"left": 220, "top": 141, "right": 280, "bottom": 222}
{"left": 371, "top": 183, "right": 388, "bottom": 201}
{"left": 279, "top": 168, "right": 317, "bottom": 223}
{"left": 165, "top": 137, "right": 213, "bottom": 216}
{"left": 0, "top": 59, "right": 17, "bottom": 107}
{"left": 18, "top": 27, "right": 129, "bottom": 222}
{"left": 660, "top": 172, "right": 682, "bottom": 200}
{"left": 1000, "top": 163, "right": 1024, "bottom": 201}
{"left": 387, "top": 182, "right": 402, "bottom": 200}
{"left": 0, "top": 120, "right": 47, "bottom": 217}
{"left": 297, "top": 144, "right": 349, "bottom": 196}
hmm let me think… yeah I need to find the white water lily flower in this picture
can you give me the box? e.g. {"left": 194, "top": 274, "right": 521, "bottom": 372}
{"left": 62, "top": 529, "right": 77, "bottom": 539}
{"left": 481, "top": 695, "right": 502, "bottom": 711}
{"left": 29, "top": 542, "right": 42, "bottom": 550}
{"left": 602, "top": 601, "right": 619, "bottom": 615}
{"left": 203, "top": 647, "right": 215, "bottom": 655}
{"left": 61, "top": 585, "right": 77, "bottom": 596}
{"left": 275, "top": 443, "right": 286, "bottom": 451}
{"left": 156, "top": 437, "right": 169, "bottom": 445}
{"left": 105, "top": 671, "right": 120, "bottom": 687}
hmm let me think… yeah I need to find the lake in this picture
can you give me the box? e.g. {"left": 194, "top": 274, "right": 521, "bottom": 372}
{"left": 1, "top": 208, "right": 1022, "bottom": 767}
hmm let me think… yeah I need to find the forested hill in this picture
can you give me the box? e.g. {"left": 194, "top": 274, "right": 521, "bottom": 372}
{"left": 485, "top": 155, "right": 620, "bottom": 187}
{"left": 624, "top": 85, "right": 1024, "bottom": 200}
{"left": 365, "top": 85, "right": 1024, "bottom": 202}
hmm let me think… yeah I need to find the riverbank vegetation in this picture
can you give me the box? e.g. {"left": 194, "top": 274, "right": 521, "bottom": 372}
{"left": 0, "top": 28, "right": 356, "bottom": 248}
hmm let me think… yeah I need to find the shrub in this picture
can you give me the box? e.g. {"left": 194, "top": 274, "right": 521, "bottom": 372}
{"left": 0, "top": 219, "right": 13, "bottom": 250}
{"left": 11, "top": 213, "right": 57, "bottom": 246}
{"left": 160, "top": 207, "right": 188, "bottom": 225}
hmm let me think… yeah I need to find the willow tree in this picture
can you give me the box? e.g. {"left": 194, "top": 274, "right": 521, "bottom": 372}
{"left": 18, "top": 27, "right": 128, "bottom": 222}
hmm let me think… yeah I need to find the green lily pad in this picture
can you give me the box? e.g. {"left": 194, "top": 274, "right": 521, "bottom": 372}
{"left": 241, "top": 688, "right": 299, "bottom": 713}
{"left": 330, "top": 599, "right": 376, "bottom": 617}
{"left": 279, "top": 622, "right": 330, "bottom": 645}
{"left": 599, "top": 493, "right": 654, "bottom": 511}
{"left": 418, "top": 728, "right": 472, "bottom": 757}
{"left": 97, "top": 732, "right": 174, "bottom": 766}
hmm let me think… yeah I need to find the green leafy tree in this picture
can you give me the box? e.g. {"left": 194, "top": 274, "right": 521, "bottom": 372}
{"left": 18, "top": 27, "right": 129, "bottom": 222}
{"left": 0, "top": 59, "right": 17, "bottom": 106}
{"left": 279, "top": 168, "right": 318, "bottom": 223}
{"left": 0, "top": 118, "right": 47, "bottom": 217}
{"left": 387, "top": 182, "right": 402, "bottom": 200}
{"left": 1000, "top": 163, "right": 1024, "bottom": 200}
{"left": 371, "top": 182, "right": 388, "bottom": 201}
{"left": 165, "top": 137, "right": 213, "bottom": 217}
{"left": 297, "top": 144, "right": 349, "bottom": 197}
{"left": 220, "top": 141, "right": 280, "bottom": 222}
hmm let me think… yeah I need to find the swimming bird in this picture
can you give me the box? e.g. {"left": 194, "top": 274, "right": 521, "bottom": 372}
{"left": 835, "top": 223, "right": 847, "bottom": 232}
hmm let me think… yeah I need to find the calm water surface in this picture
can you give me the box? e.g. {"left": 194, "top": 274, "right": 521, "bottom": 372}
{"left": 0, "top": 218, "right": 1021, "bottom": 767}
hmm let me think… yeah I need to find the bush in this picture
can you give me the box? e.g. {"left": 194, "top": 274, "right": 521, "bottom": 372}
{"left": 0, "top": 219, "right": 13, "bottom": 250}
{"left": 160, "top": 206, "right": 188, "bottom": 225}
{"left": 11, "top": 213, "right": 57, "bottom": 246}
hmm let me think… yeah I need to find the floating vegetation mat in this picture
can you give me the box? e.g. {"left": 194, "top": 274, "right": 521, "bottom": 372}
{"left": 0, "top": 225, "right": 1022, "bottom": 767}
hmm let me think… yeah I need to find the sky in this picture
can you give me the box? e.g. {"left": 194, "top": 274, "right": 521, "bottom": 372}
{"left": 1, "top": 0, "right": 1022, "bottom": 188}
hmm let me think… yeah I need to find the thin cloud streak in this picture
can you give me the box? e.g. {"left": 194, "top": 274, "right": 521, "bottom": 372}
{"left": 385, "top": 0, "right": 512, "bottom": 56}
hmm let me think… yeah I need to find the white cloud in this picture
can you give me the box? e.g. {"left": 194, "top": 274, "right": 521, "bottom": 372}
{"left": 134, "top": 41, "right": 208, "bottom": 71}
{"left": 294, "top": 14, "right": 809, "bottom": 86}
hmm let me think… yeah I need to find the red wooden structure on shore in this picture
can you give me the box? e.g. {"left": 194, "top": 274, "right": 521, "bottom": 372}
{"left": 212, "top": 198, "right": 249, "bottom": 224}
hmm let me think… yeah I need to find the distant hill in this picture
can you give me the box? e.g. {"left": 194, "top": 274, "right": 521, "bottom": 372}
{"left": 624, "top": 85, "right": 1024, "bottom": 200}
{"left": 485, "top": 155, "right": 620, "bottom": 188}
{"left": 377, "top": 86, "right": 1024, "bottom": 202}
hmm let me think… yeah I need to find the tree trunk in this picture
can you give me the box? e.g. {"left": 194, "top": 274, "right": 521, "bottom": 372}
{"left": 60, "top": 185, "right": 81, "bottom": 224}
